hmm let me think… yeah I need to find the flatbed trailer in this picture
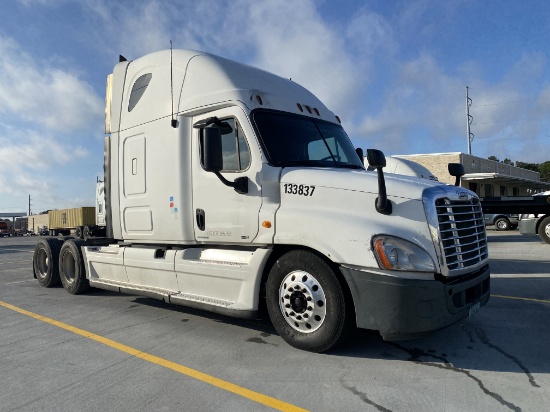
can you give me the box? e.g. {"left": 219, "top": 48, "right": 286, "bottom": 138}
{"left": 481, "top": 195, "right": 550, "bottom": 215}
{"left": 481, "top": 195, "right": 550, "bottom": 244}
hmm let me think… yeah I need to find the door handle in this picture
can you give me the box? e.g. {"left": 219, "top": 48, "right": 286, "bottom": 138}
{"left": 196, "top": 209, "right": 205, "bottom": 231}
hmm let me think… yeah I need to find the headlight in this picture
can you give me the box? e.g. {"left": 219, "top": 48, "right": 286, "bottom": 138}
{"left": 373, "top": 235, "right": 435, "bottom": 272}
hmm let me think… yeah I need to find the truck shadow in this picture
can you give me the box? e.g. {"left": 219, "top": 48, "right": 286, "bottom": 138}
{"left": 486, "top": 233, "right": 539, "bottom": 243}
{"left": 130, "top": 296, "right": 278, "bottom": 336}
{"left": 128, "top": 274, "right": 549, "bottom": 378}
{"left": 0, "top": 243, "right": 37, "bottom": 251}
{"left": 331, "top": 275, "right": 549, "bottom": 380}
{"left": 490, "top": 258, "right": 550, "bottom": 274}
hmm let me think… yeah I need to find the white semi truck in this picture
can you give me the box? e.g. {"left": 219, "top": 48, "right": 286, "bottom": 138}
{"left": 33, "top": 49, "right": 490, "bottom": 352}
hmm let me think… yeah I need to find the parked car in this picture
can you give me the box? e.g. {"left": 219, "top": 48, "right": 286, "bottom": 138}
{"left": 484, "top": 213, "right": 518, "bottom": 231}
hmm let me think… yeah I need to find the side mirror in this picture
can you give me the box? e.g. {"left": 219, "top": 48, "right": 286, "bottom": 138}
{"left": 200, "top": 126, "right": 248, "bottom": 194}
{"left": 202, "top": 128, "right": 223, "bottom": 172}
{"left": 448, "top": 163, "right": 465, "bottom": 186}
{"left": 366, "top": 149, "right": 392, "bottom": 215}
{"left": 366, "top": 149, "right": 386, "bottom": 168}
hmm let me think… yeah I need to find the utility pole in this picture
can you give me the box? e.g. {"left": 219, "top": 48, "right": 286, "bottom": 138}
{"left": 466, "top": 86, "right": 474, "bottom": 155}
{"left": 28, "top": 194, "right": 32, "bottom": 216}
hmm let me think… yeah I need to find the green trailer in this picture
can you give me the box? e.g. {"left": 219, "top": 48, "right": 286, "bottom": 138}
{"left": 48, "top": 207, "right": 96, "bottom": 237}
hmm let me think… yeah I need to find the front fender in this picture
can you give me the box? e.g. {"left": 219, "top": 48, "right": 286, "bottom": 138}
{"left": 274, "top": 186, "right": 438, "bottom": 271}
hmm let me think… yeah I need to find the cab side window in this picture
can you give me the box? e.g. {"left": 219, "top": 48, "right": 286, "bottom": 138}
{"left": 201, "top": 118, "right": 250, "bottom": 172}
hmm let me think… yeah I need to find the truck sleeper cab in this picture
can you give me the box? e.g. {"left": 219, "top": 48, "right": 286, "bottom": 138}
{"left": 33, "top": 49, "right": 490, "bottom": 352}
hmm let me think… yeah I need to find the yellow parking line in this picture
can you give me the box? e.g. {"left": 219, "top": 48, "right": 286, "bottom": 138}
{"left": 491, "top": 294, "right": 550, "bottom": 304}
{"left": 0, "top": 300, "right": 307, "bottom": 412}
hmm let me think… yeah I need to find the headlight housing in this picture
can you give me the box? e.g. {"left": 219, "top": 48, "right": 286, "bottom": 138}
{"left": 372, "top": 235, "right": 435, "bottom": 272}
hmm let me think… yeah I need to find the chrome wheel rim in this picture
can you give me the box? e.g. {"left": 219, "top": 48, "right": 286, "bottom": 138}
{"left": 279, "top": 270, "right": 327, "bottom": 333}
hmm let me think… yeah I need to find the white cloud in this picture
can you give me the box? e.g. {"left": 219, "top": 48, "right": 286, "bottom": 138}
{"left": 353, "top": 50, "right": 550, "bottom": 163}
{"left": 89, "top": 0, "right": 379, "bottom": 122}
{"left": 0, "top": 132, "right": 88, "bottom": 174}
{"left": 0, "top": 35, "right": 103, "bottom": 133}
{"left": 0, "top": 130, "right": 89, "bottom": 212}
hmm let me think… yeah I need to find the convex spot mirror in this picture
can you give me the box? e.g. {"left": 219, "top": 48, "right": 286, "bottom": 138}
{"left": 448, "top": 163, "right": 465, "bottom": 177}
{"left": 448, "top": 163, "right": 465, "bottom": 186}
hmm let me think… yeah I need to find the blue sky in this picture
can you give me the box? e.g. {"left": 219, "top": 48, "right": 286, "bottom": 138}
{"left": 1, "top": 0, "right": 549, "bottom": 213}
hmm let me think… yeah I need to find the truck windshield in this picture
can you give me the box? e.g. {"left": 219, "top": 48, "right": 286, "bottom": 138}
{"left": 252, "top": 110, "right": 364, "bottom": 169}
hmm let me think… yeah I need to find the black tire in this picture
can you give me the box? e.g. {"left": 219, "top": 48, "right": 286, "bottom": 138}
{"left": 75, "top": 226, "right": 83, "bottom": 239}
{"left": 494, "top": 217, "right": 510, "bottom": 231}
{"left": 59, "top": 239, "right": 90, "bottom": 294}
{"left": 266, "top": 250, "right": 351, "bottom": 352}
{"left": 33, "top": 237, "right": 63, "bottom": 287}
{"left": 83, "top": 226, "right": 91, "bottom": 239}
{"left": 538, "top": 216, "right": 550, "bottom": 245}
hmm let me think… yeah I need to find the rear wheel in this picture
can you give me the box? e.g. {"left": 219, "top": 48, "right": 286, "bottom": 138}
{"left": 495, "top": 217, "right": 510, "bottom": 231}
{"left": 266, "top": 250, "right": 351, "bottom": 352}
{"left": 75, "top": 226, "right": 83, "bottom": 239}
{"left": 538, "top": 217, "right": 550, "bottom": 244}
{"left": 59, "top": 239, "right": 90, "bottom": 294}
{"left": 83, "top": 226, "right": 91, "bottom": 239}
{"left": 34, "top": 238, "right": 63, "bottom": 287}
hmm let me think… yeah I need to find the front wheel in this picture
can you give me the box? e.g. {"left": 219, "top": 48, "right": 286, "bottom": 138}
{"left": 59, "top": 239, "right": 90, "bottom": 294}
{"left": 266, "top": 250, "right": 351, "bottom": 352}
{"left": 495, "top": 217, "right": 510, "bottom": 231}
{"left": 538, "top": 216, "right": 550, "bottom": 244}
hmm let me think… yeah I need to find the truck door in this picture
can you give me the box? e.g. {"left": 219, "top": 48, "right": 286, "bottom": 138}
{"left": 192, "top": 108, "right": 262, "bottom": 243}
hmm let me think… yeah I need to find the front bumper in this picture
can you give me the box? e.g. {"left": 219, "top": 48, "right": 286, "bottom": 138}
{"left": 340, "top": 265, "right": 490, "bottom": 340}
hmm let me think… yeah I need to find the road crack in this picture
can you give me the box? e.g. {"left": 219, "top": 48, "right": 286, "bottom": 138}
{"left": 389, "top": 343, "right": 520, "bottom": 412}
{"left": 339, "top": 379, "right": 392, "bottom": 412}
{"left": 474, "top": 327, "right": 540, "bottom": 388}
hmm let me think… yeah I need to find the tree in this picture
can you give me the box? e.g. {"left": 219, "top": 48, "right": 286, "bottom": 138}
{"left": 488, "top": 155, "right": 499, "bottom": 162}
{"left": 540, "top": 161, "right": 550, "bottom": 182}
{"left": 502, "top": 158, "right": 513, "bottom": 165}
{"left": 515, "top": 161, "right": 540, "bottom": 172}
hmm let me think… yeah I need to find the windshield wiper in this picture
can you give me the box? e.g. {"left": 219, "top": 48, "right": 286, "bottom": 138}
{"left": 280, "top": 160, "right": 327, "bottom": 167}
{"left": 337, "top": 164, "right": 364, "bottom": 169}
{"left": 279, "top": 160, "right": 363, "bottom": 169}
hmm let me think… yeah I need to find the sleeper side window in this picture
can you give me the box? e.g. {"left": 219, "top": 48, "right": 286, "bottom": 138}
{"left": 128, "top": 73, "right": 152, "bottom": 112}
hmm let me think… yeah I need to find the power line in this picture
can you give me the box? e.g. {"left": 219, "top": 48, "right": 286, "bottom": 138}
{"left": 471, "top": 135, "right": 550, "bottom": 143}
{"left": 472, "top": 114, "right": 550, "bottom": 126}
{"left": 471, "top": 95, "right": 550, "bottom": 108}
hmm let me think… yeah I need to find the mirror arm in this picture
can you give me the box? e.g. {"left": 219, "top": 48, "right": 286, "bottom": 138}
{"left": 214, "top": 172, "right": 248, "bottom": 194}
{"left": 374, "top": 166, "right": 392, "bottom": 215}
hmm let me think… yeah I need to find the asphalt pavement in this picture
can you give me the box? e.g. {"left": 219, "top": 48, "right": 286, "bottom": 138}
{"left": 1, "top": 231, "right": 549, "bottom": 411}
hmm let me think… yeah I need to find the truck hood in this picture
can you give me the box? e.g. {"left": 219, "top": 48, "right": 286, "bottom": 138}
{"left": 274, "top": 167, "right": 445, "bottom": 270}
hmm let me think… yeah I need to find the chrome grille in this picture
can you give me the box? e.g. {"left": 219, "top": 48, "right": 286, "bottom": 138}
{"left": 435, "top": 197, "right": 488, "bottom": 273}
